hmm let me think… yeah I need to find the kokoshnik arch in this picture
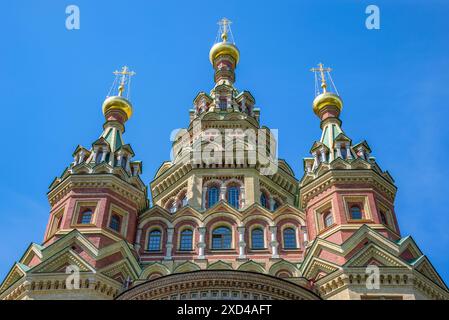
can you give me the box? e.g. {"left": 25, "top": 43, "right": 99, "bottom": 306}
{"left": 1, "top": 18, "right": 448, "bottom": 300}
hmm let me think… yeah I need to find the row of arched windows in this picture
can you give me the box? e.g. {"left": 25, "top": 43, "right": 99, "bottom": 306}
{"left": 146, "top": 226, "right": 299, "bottom": 252}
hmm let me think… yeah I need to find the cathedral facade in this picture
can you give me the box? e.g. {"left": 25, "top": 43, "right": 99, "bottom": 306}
{"left": 1, "top": 20, "right": 448, "bottom": 300}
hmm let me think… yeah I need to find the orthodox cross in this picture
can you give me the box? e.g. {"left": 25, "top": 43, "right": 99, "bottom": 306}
{"left": 113, "top": 66, "right": 136, "bottom": 97}
{"left": 310, "top": 63, "right": 332, "bottom": 94}
{"left": 218, "top": 17, "right": 232, "bottom": 42}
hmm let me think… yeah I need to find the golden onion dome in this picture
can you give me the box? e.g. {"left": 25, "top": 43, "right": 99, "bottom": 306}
{"left": 312, "top": 92, "right": 343, "bottom": 116}
{"left": 209, "top": 41, "right": 240, "bottom": 65}
{"left": 102, "top": 95, "right": 133, "bottom": 120}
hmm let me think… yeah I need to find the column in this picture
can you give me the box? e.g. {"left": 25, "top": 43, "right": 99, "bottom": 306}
{"left": 92, "top": 147, "right": 99, "bottom": 163}
{"left": 227, "top": 96, "right": 232, "bottom": 111}
{"left": 239, "top": 186, "right": 246, "bottom": 209}
{"left": 134, "top": 228, "right": 143, "bottom": 251}
{"left": 197, "top": 227, "right": 207, "bottom": 259}
{"left": 336, "top": 142, "right": 342, "bottom": 159}
{"left": 269, "top": 226, "right": 279, "bottom": 259}
{"left": 306, "top": 161, "right": 312, "bottom": 173}
{"left": 237, "top": 227, "right": 246, "bottom": 259}
{"left": 101, "top": 148, "right": 107, "bottom": 162}
{"left": 116, "top": 153, "right": 123, "bottom": 167}
{"left": 312, "top": 152, "right": 319, "bottom": 169}
{"left": 202, "top": 186, "right": 207, "bottom": 210}
{"left": 220, "top": 185, "right": 227, "bottom": 201}
{"left": 164, "top": 228, "right": 174, "bottom": 260}
{"left": 302, "top": 226, "right": 308, "bottom": 247}
{"left": 241, "top": 96, "right": 247, "bottom": 113}
{"left": 269, "top": 196, "right": 275, "bottom": 211}
{"left": 320, "top": 147, "right": 327, "bottom": 163}
{"left": 346, "top": 145, "right": 352, "bottom": 159}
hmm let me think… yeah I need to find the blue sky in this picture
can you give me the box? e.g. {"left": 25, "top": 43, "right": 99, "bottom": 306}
{"left": 0, "top": 0, "right": 448, "bottom": 284}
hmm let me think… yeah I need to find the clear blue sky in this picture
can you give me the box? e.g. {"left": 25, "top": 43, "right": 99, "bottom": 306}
{"left": 0, "top": 0, "right": 448, "bottom": 284}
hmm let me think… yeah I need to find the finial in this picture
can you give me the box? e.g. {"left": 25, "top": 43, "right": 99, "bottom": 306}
{"left": 310, "top": 63, "right": 332, "bottom": 94}
{"left": 310, "top": 63, "right": 343, "bottom": 119}
{"left": 218, "top": 18, "right": 232, "bottom": 43}
{"left": 103, "top": 66, "right": 135, "bottom": 122}
{"left": 112, "top": 66, "right": 136, "bottom": 97}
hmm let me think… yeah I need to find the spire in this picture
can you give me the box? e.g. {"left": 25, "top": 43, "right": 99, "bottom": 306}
{"left": 309, "top": 63, "right": 348, "bottom": 155}
{"left": 100, "top": 66, "right": 136, "bottom": 153}
{"left": 209, "top": 18, "right": 240, "bottom": 85}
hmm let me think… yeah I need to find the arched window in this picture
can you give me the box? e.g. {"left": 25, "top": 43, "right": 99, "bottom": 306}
{"left": 207, "top": 187, "right": 219, "bottom": 208}
{"left": 109, "top": 214, "right": 121, "bottom": 232}
{"left": 350, "top": 205, "right": 362, "bottom": 220}
{"left": 251, "top": 228, "right": 264, "bottom": 249}
{"left": 148, "top": 230, "right": 162, "bottom": 251}
{"left": 260, "top": 192, "right": 268, "bottom": 209}
{"left": 212, "top": 226, "right": 232, "bottom": 250}
{"left": 324, "top": 211, "right": 333, "bottom": 228}
{"left": 179, "top": 229, "right": 193, "bottom": 251}
{"left": 227, "top": 186, "right": 240, "bottom": 209}
{"left": 380, "top": 210, "right": 388, "bottom": 225}
{"left": 79, "top": 210, "right": 92, "bottom": 224}
{"left": 283, "top": 228, "right": 297, "bottom": 249}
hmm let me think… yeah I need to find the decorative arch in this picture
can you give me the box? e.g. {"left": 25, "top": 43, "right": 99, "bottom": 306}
{"left": 207, "top": 260, "right": 233, "bottom": 270}
{"left": 269, "top": 260, "right": 299, "bottom": 277}
{"left": 140, "top": 263, "right": 170, "bottom": 280}
{"left": 173, "top": 261, "right": 201, "bottom": 274}
{"left": 203, "top": 211, "right": 242, "bottom": 226}
{"left": 223, "top": 178, "right": 243, "bottom": 187}
{"left": 138, "top": 215, "right": 173, "bottom": 229}
{"left": 237, "top": 260, "right": 266, "bottom": 274}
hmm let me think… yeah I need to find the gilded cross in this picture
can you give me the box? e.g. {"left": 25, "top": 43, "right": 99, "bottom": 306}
{"left": 310, "top": 63, "right": 332, "bottom": 93}
{"left": 113, "top": 66, "right": 136, "bottom": 96}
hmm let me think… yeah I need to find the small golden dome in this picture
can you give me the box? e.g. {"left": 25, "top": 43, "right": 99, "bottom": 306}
{"left": 209, "top": 41, "right": 240, "bottom": 65}
{"left": 102, "top": 95, "right": 133, "bottom": 120}
{"left": 312, "top": 92, "right": 343, "bottom": 116}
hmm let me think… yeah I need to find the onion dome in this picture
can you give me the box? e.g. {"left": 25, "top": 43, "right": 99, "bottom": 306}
{"left": 209, "top": 38, "right": 240, "bottom": 65}
{"left": 312, "top": 92, "right": 343, "bottom": 116}
{"left": 209, "top": 18, "right": 240, "bottom": 65}
{"left": 102, "top": 95, "right": 133, "bottom": 120}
